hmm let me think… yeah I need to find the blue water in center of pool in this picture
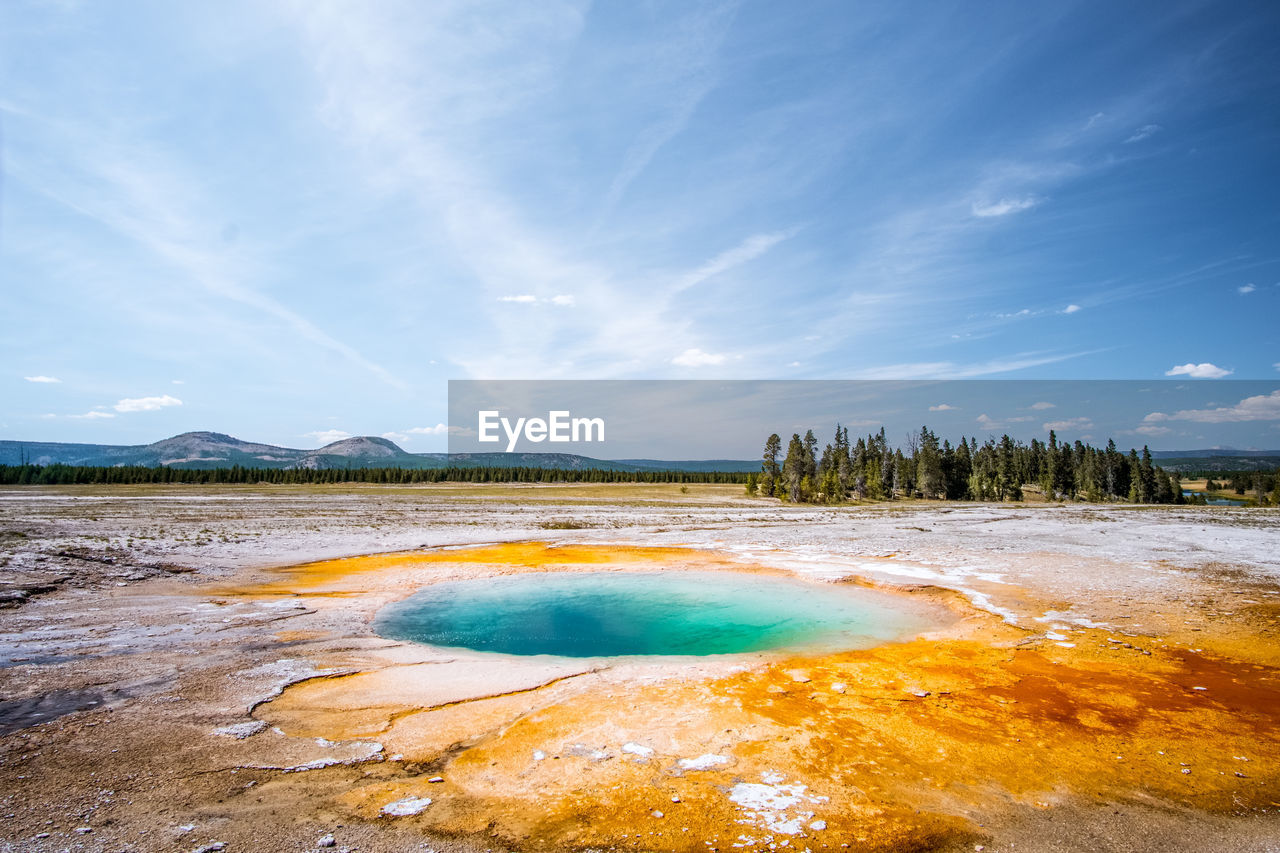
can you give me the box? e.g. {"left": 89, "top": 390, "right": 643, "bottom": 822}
{"left": 374, "top": 570, "right": 931, "bottom": 658}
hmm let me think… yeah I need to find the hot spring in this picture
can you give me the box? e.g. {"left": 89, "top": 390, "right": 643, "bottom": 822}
{"left": 374, "top": 570, "right": 936, "bottom": 658}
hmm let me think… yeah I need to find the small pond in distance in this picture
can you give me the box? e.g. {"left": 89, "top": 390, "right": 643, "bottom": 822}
{"left": 374, "top": 570, "right": 937, "bottom": 658}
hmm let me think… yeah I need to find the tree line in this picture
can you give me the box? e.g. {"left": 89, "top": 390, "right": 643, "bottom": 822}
{"left": 749, "top": 424, "right": 1213, "bottom": 504}
{"left": 0, "top": 464, "right": 749, "bottom": 486}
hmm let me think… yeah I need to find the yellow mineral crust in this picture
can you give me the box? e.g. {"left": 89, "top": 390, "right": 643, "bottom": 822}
{"left": 246, "top": 543, "right": 1280, "bottom": 852}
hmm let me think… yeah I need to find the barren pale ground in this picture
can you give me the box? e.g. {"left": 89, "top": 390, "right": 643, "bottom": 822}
{"left": 1, "top": 484, "right": 1278, "bottom": 853}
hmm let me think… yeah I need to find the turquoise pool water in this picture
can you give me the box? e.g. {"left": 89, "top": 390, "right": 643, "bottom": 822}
{"left": 374, "top": 570, "right": 934, "bottom": 658}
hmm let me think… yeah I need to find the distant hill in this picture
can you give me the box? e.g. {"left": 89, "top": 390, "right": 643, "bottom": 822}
{"left": 1149, "top": 449, "right": 1280, "bottom": 473}
{"left": 1149, "top": 449, "right": 1280, "bottom": 459}
{"left": 0, "top": 432, "right": 758, "bottom": 473}
{"left": 612, "top": 458, "right": 761, "bottom": 473}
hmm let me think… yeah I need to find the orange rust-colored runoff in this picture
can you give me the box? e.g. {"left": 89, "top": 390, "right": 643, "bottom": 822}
{"left": 245, "top": 543, "right": 1280, "bottom": 852}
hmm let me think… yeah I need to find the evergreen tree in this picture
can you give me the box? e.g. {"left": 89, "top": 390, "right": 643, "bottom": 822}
{"left": 782, "top": 433, "right": 806, "bottom": 502}
{"left": 803, "top": 430, "right": 818, "bottom": 483}
{"left": 761, "top": 434, "right": 781, "bottom": 496}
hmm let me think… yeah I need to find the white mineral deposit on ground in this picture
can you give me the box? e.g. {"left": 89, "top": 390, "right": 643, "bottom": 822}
{"left": 1, "top": 483, "right": 1278, "bottom": 852}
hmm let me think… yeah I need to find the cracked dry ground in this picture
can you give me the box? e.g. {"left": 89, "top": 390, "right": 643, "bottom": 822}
{"left": 2, "top": 488, "right": 1279, "bottom": 853}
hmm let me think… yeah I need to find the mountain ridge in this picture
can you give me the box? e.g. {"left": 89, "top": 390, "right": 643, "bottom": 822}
{"left": 1, "top": 432, "right": 1275, "bottom": 473}
{"left": 0, "top": 432, "right": 759, "bottom": 472}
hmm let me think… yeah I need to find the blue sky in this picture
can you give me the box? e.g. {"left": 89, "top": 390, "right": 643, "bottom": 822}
{"left": 3, "top": 0, "right": 1278, "bottom": 449}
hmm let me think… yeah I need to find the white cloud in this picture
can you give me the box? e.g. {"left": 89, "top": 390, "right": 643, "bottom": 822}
{"left": 172, "top": 379, "right": 185, "bottom": 385}
{"left": 1133, "top": 425, "right": 1171, "bottom": 436}
{"left": 15, "top": 120, "right": 408, "bottom": 391}
{"left": 1062, "top": 304, "right": 1081, "bottom": 314}
{"left": 70, "top": 410, "right": 115, "bottom": 419}
{"left": 1275, "top": 362, "right": 1280, "bottom": 372}
{"left": 928, "top": 403, "right": 957, "bottom": 412}
{"left": 972, "top": 196, "right": 1040, "bottom": 218}
{"left": 671, "top": 348, "right": 728, "bottom": 367}
{"left": 381, "top": 431, "right": 409, "bottom": 443}
{"left": 1238, "top": 283, "right": 1256, "bottom": 294}
{"left": 1124, "top": 124, "right": 1162, "bottom": 144}
{"left": 853, "top": 350, "right": 1094, "bottom": 379}
{"left": 25, "top": 375, "right": 62, "bottom": 383}
{"left": 670, "top": 230, "right": 797, "bottom": 294}
{"left": 975, "top": 414, "right": 1000, "bottom": 429}
{"left": 304, "top": 429, "right": 352, "bottom": 445}
{"left": 497, "top": 293, "right": 577, "bottom": 307}
{"left": 407, "top": 424, "right": 455, "bottom": 436}
{"left": 1029, "top": 401, "right": 1056, "bottom": 410}
{"left": 1144, "top": 389, "right": 1280, "bottom": 424}
{"left": 597, "top": 3, "right": 737, "bottom": 215}
{"left": 1165, "top": 362, "right": 1232, "bottom": 379}
{"left": 114, "top": 394, "right": 182, "bottom": 412}
{"left": 1043, "top": 417, "right": 1093, "bottom": 432}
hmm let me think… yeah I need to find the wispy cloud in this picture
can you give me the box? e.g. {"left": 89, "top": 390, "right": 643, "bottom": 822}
{"left": 11, "top": 112, "right": 409, "bottom": 391}
{"left": 598, "top": 2, "right": 740, "bottom": 217}
{"left": 1029, "top": 401, "right": 1055, "bottom": 410}
{"left": 971, "top": 196, "right": 1040, "bottom": 218}
{"left": 1238, "top": 283, "right": 1256, "bottom": 294}
{"left": 70, "top": 410, "right": 115, "bottom": 420}
{"left": 1061, "top": 304, "right": 1081, "bottom": 314}
{"left": 1165, "top": 362, "right": 1231, "bottom": 379}
{"left": 975, "top": 413, "right": 1000, "bottom": 429}
{"left": 1124, "top": 123, "right": 1162, "bottom": 143}
{"left": 670, "top": 230, "right": 796, "bottom": 294}
{"left": 671, "top": 348, "right": 728, "bottom": 367}
{"left": 854, "top": 350, "right": 1092, "bottom": 379}
{"left": 1144, "top": 390, "right": 1280, "bottom": 423}
{"left": 1043, "top": 417, "right": 1093, "bottom": 432}
{"left": 928, "top": 403, "right": 957, "bottom": 412}
{"left": 497, "top": 294, "right": 576, "bottom": 306}
{"left": 114, "top": 395, "right": 182, "bottom": 413}
{"left": 24, "top": 375, "right": 62, "bottom": 383}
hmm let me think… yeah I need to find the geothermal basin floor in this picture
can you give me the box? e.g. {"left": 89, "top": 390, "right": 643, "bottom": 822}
{"left": 1, "top": 484, "right": 1278, "bottom": 852}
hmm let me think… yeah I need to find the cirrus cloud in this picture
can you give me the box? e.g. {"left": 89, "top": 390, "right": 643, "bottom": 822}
{"left": 1124, "top": 123, "right": 1162, "bottom": 143}
{"left": 25, "top": 375, "right": 62, "bottom": 383}
{"left": 972, "top": 196, "right": 1040, "bottom": 218}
